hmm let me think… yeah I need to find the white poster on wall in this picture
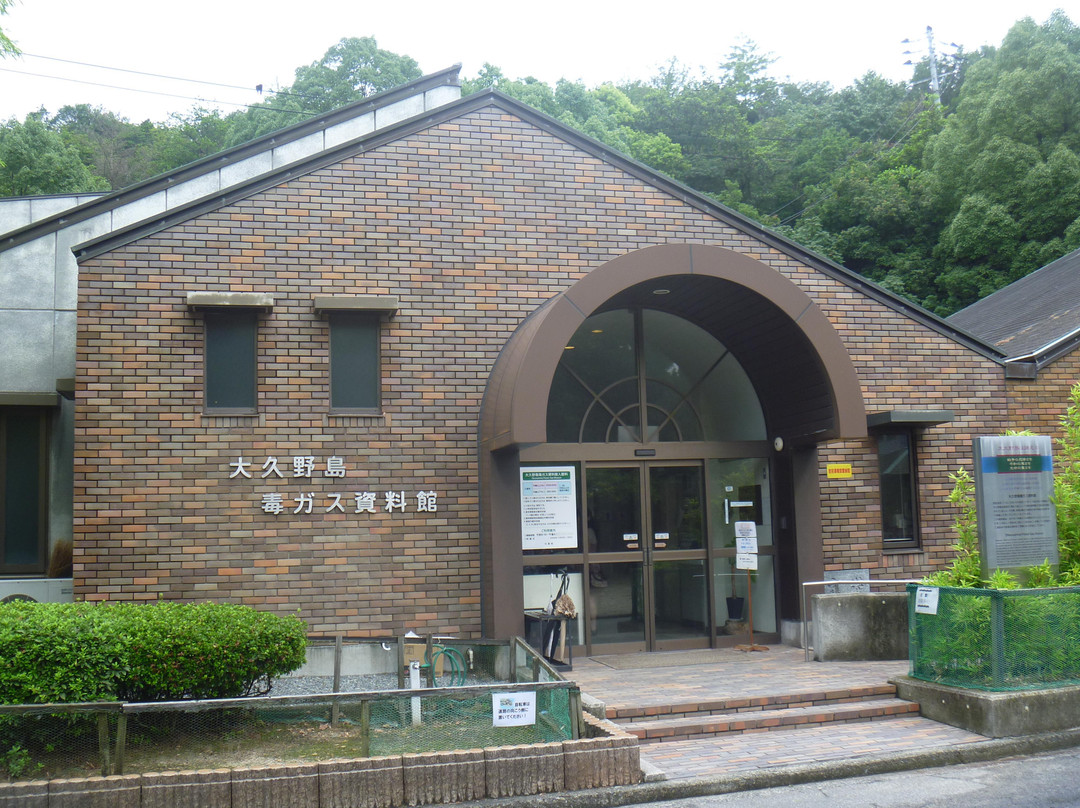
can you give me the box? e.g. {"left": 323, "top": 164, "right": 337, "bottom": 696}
{"left": 520, "top": 466, "right": 578, "bottom": 550}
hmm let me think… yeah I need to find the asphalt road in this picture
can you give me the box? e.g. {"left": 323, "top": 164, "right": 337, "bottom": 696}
{"left": 644, "top": 746, "right": 1080, "bottom": 807}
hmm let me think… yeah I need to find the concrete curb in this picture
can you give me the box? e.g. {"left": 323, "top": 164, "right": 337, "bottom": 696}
{"left": 452, "top": 726, "right": 1080, "bottom": 808}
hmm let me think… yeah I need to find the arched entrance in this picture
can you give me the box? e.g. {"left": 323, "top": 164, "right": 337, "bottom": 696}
{"left": 479, "top": 244, "right": 866, "bottom": 652}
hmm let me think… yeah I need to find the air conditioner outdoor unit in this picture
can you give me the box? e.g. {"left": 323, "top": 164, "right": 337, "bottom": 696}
{"left": 0, "top": 579, "right": 74, "bottom": 603}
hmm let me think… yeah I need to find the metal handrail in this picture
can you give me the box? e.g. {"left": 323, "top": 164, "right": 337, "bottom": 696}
{"left": 800, "top": 578, "right": 921, "bottom": 662}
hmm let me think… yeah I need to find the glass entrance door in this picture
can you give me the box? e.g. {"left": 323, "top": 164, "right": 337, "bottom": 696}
{"left": 707, "top": 457, "right": 777, "bottom": 644}
{"left": 585, "top": 463, "right": 709, "bottom": 652}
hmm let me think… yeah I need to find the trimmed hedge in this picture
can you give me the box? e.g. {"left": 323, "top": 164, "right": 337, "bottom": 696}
{"left": 0, "top": 601, "right": 307, "bottom": 704}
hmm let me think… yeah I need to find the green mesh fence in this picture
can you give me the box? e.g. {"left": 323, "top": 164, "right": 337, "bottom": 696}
{"left": 908, "top": 583, "right": 1080, "bottom": 691}
{"left": 0, "top": 639, "right": 576, "bottom": 781}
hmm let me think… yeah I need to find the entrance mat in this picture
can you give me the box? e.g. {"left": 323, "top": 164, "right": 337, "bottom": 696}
{"left": 589, "top": 648, "right": 770, "bottom": 670}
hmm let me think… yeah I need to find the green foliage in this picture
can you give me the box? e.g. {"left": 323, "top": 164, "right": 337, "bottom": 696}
{"left": 3, "top": 12, "right": 1080, "bottom": 318}
{"left": 911, "top": 587, "right": 1080, "bottom": 690}
{"left": 291, "top": 36, "right": 422, "bottom": 111}
{"left": 923, "top": 468, "right": 983, "bottom": 587}
{"left": 1055, "top": 383, "right": 1080, "bottom": 577}
{"left": 0, "top": 602, "right": 306, "bottom": 705}
{"left": 0, "top": 114, "right": 110, "bottom": 195}
{"left": 985, "top": 568, "right": 1020, "bottom": 589}
{"left": 0, "top": 0, "right": 17, "bottom": 59}
{"left": 1025, "top": 560, "right": 1057, "bottom": 588}
{"left": 0, "top": 743, "right": 40, "bottom": 780}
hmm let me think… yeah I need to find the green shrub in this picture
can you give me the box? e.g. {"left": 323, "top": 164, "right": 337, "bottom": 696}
{"left": 911, "top": 586, "right": 1080, "bottom": 689}
{"left": 923, "top": 468, "right": 983, "bottom": 588}
{"left": 0, "top": 602, "right": 306, "bottom": 704}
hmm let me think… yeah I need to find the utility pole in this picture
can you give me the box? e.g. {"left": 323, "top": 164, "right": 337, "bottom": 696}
{"left": 903, "top": 26, "right": 958, "bottom": 107}
{"left": 926, "top": 26, "right": 942, "bottom": 106}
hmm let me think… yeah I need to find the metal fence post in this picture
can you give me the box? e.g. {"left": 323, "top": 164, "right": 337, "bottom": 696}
{"left": 991, "top": 589, "right": 1005, "bottom": 688}
{"left": 97, "top": 712, "right": 111, "bottom": 776}
{"left": 360, "top": 699, "right": 371, "bottom": 758}
{"left": 568, "top": 686, "right": 582, "bottom": 740}
{"left": 331, "top": 634, "right": 343, "bottom": 727}
{"left": 114, "top": 712, "right": 127, "bottom": 775}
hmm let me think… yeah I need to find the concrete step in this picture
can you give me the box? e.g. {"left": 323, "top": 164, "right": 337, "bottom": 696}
{"left": 606, "top": 683, "right": 899, "bottom": 722}
{"left": 621, "top": 697, "right": 920, "bottom": 743}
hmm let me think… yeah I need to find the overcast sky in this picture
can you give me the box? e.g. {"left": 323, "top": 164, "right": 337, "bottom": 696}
{"left": 0, "top": 0, "right": 1072, "bottom": 124}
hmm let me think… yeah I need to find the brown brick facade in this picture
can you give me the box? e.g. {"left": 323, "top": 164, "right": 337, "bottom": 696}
{"left": 75, "top": 105, "right": 1024, "bottom": 636}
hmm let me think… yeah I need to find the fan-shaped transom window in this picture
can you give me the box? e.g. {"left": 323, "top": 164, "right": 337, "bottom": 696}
{"left": 546, "top": 308, "right": 765, "bottom": 443}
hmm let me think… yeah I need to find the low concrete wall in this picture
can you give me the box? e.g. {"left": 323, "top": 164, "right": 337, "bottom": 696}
{"left": 893, "top": 675, "right": 1080, "bottom": 738}
{"left": 812, "top": 592, "right": 908, "bottom": 661}
{"left": 0, "top": 714, "right": 640, "bottom": 807}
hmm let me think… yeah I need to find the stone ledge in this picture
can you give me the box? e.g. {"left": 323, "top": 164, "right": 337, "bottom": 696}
{"left": 892, "top": 675, "right": 1080, "bottom": 737}
{"left": 812, "top": 593, "right": 908, "bottom": 661}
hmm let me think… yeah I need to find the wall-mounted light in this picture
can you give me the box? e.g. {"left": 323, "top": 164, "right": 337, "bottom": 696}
{"left": 773, "top": 436, "right": 784, "bottom": 452}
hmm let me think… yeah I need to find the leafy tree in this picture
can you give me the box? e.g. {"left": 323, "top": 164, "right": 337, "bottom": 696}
{"left": 0, "top": 0, "right": 17, "bottom": 59}
{"left": 289, "top": 36, "right": 422, "bottom": 112}
{"left": 0, "top": 114, "right": 109, "bottom": 195}
{"left": 48, "top": 105, "right": 156, "bottom": 189}
{"left": 919, "top": 11, "right": 1080, "bottom": 311}
{"left": 224, "top": 37, "right": 422, "bottom": 145}
{"left": 148, "top": 109, "right": 231, "bottom": 176}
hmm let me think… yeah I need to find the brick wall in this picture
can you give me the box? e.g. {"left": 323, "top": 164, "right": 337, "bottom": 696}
{"left": 75, "top": 105, "right": 1013, "bottom": 634}
{"left": 1006, "top": 352, "right": 1080, "bottom": 438}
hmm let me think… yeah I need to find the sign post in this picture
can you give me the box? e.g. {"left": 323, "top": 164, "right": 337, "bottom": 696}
{"left": 733, "top": 521, "right": 767, "bottom": 653}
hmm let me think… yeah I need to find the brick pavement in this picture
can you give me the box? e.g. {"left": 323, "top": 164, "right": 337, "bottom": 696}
{"left": 569, "top": 646, "right": 909, "bottom": 712}
{"left": 567, "top": 645, "right": 993, "bottom": 780}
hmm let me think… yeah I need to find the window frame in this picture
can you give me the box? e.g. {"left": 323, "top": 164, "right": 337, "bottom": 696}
{"left": 203, "top": 310, "right": 259, "bottom": 414}
{"left": 186, "top": 293, "right": 273, "bottom": 416}
{"left": 876, "top": 428, "right": 921, "bottom": 550}
{"left": 314, "top": 295, "right": 397, "bottom": 415}
{"left": 328, "top": 312, "right": 382, "bottom": 413}
{"left": 0, "top": 407, "right": 49, "bottom": 575}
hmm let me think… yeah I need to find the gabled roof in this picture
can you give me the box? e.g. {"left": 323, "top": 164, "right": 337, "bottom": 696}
{"left": 65, "top": 86, "right": 1008, "bottom": 368}
{"left": 0, "top": 65, "right": 463, "bottom": 253}
{"left": 948, "top": 247, "right": 1080, "bottom": 369}
{"left": 3, "top": 65, "right": 1007, "bottom": 368}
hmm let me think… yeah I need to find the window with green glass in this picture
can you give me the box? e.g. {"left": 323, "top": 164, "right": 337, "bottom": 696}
{"left": 204, "top": 311, "right": 257, "bottom": 411}
{"left": 329, "top": 313, "right": 380, "bottom": 411}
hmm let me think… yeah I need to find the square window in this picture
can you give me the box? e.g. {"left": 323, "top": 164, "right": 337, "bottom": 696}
{"left": 329, "top": 312, "right": 380, "bottom": 411}
{"left": 878, "top": 431, "right": 919, "bottom": 548}
{"left": 204, "top": 311, "right": 257, "bottom": 411}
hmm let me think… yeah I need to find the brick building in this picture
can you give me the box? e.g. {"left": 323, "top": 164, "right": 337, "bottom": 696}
{"left": 0, "top": 68, "right": 1075, "bottom": 652}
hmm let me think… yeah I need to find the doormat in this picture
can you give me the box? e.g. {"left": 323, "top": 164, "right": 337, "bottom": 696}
{"left": 589, "top": 648, "right": 768, "bottom": 669}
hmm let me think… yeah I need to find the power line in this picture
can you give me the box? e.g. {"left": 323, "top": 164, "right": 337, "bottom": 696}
{"left": 19, "top": 51, "right": 325, "bottom": 105}
{"left": 22, "top": 52, "right": 256, "bottom": 93}
{"left": 0, "top": 64, "right": 321, "bottom": 120}
{"left": 0, "top": 65, "right": 314, "bottom": 118}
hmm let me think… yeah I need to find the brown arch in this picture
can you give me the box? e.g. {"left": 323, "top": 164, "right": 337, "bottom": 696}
{"left": 480, "top": 243, "right": 867, "bottom": 452}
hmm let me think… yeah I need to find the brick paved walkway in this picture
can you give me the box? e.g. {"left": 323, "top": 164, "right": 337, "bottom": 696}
{"left": 637, "top": 716, "right": 987, "bottom": 779}
{"left": 567, "top": 645, "right": 993, "bottom": 780}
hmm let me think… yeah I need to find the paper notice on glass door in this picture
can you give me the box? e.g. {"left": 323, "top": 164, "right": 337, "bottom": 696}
{"left": 520, "top": 466, "right": 578, "bottom": 550}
